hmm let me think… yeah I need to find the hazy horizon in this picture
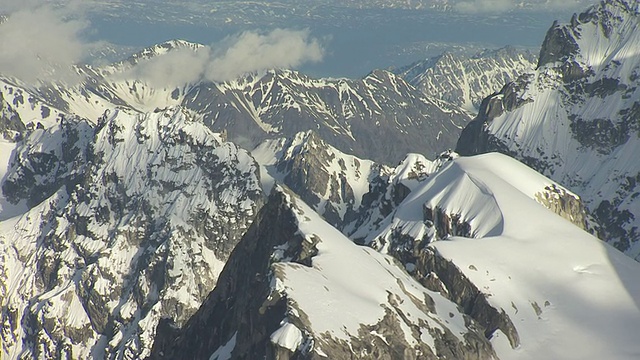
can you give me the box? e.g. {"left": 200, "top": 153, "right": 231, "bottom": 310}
{"left": 1, "top": 0, "right": 597, "bottom": 80}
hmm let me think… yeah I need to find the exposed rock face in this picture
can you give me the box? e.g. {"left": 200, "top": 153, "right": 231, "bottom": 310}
{"left": 2, "top": 116, "right": 93, "bottom": 207}
{"left": 149, "top": 189, "right": 300, "bottom": 360}
{"left": 253, "top": 131, "right": 391, "bottom": 228}
{"left": 150, "top": 187, "right": 497, "bottom": 360}
{"left": 0, "top": 107, "right": 264, "bottom": 359}
{"left": 0, "top": 92, "right": 24, "bottom": 141}
{"left": 537, "top": 20, "right": 580, "bottom": 67}
{"left": 395, "top": 248, "right": 520, "bottom": 349}
{"left": 423, "top": 205, "right": 472, "bottom": 240}
{"left": 399, "top": 47, "right": 537, "bottom": 112}
{"left": 534, "top": 184, "right": 593, "bottom": 232}
{"left": 455, "top": 0, "right": 640, "bottom": 259}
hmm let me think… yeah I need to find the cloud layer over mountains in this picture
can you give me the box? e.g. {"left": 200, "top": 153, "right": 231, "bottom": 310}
{"left": 0, "top": 1, "right": 324, "bottom": 86}
{"left": 0, "top": 1, "right": 91, "bottom": 83}
{"left": 128, "top": 29, "right": 325, "bottom": 87}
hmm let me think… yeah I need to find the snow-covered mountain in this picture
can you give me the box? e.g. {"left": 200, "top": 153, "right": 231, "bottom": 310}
{"left": 399, "top": 47, "right": 537, "bottom": 112}
{"left": 360, "top": 153, "right": 640, "bottom": 359}
{"left": 3, "top": 2, "right": 640, "bottom": 357}
{"left": 150, "top": 153, "right": 640, "bottom": 359}
{"left": 252, "top": 130, "right": 391, "bottom": 228}
{"left": 8, "top": 40, "right": 203, "bottom": 122}
{"left": 0, "top": 42, "right": 471, "bottom": 165}
{"left": 150, "top": 186, "right": 497, "bottom": 360}
{"left": 0, "top": 39, "right": 471, "bottom": 358}
{"left": 184, "top": 68, "right": 469, "bottom": 164}
{"left": 0, "top": 107, "right": 263, "bottom": 358}
{"left": 457, "top": 0, "right": 640, "bottom": 260}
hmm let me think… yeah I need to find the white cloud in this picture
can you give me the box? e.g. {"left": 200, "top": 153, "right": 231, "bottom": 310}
{"left": 455, "top": 0, "right": 514, "bottom": 13}
{"left": 128, "top": 29, "right": 325, "bottom": 87}
{"left": 127, "top": 47, "right": 211, "bottom": 88}
{"left": 205, "top": 28, "right": 325, "bottom": 82}
{"left": 0, "top": 1, "right": 92, "bottom": 83}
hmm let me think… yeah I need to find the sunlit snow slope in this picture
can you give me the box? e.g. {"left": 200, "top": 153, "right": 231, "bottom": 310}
{"left": 366, "top": 152, "right": 640, "bottom": 360}
{"left": 457, "top": 0, "right": 640, "bottom": 259}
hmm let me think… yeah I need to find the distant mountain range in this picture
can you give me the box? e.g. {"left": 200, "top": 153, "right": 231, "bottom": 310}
{"left": 2, "top": 0, "right": 640, "bottom": 359}
{"left": 398, "top": 46, "right": 537, "bottom": 112}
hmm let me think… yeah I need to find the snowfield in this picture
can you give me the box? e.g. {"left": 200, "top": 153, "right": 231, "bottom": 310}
{"left": 387, "top": 153, "right": 640, "bottom": 359}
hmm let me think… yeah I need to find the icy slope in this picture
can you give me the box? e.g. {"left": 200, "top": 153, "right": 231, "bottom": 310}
{"left": 150, "top": 186, "right": 496, "bottom": 360}
{"left": 400, "top": 47, "right": 536, "bottom": 112}
{"left": 0, "top": 107, "right": 263, "bottom": 359}
{"left": 363, "top": 152, "right": 640, "bottom": 359}
{"left": 457, "top": 0, "right": 640, "bottom": 259}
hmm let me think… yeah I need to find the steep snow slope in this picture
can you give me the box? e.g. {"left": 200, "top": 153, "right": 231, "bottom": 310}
{"left": 150, "top": 187, "right": 496, "bottom": 359}
{"left": 0, "top": 107, "right": 263, "bottom": 359}
{"left": 363, "top": 153, "right": 640, "bottom": 359}
{"left": 400, "top": 47, "right": 537, "bottom": 112}
{"left": 457, "top": 0, "right": 640, "bottom": 259}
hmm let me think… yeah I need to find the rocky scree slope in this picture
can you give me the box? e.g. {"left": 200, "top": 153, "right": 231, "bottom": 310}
{"left": 456, "top": 0, "right": 640, "bottom": 259}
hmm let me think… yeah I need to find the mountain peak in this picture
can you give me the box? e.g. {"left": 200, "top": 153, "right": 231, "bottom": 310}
{"left": 399, "top": 47, "right": 536, "bottom": 111}
{"left": 538, "top": 0, "right": 640, "bottom": 68}
{"left": 123, "top": 39, "right": 204, "bottom": 66}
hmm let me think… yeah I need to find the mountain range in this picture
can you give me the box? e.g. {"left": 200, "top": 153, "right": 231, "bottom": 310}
{"left": 2, "top": 0, "right": 640, "bottom": 359}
